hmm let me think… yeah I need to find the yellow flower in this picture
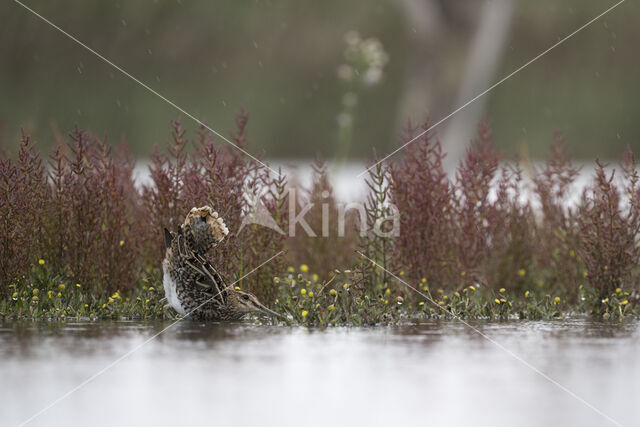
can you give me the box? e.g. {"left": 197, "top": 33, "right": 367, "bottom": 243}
{"left": 500, "top": 298, "right": 507, "bottom": 303}
{"left": 461, "top": 271, "right": 466, "bottom": 277}
{"left": 421, "top": 278, "right": 427, "bottom": 283}
{"left": 422, "top": 285, "right": 429, "bottom": 291}
{"left": 327, "top": 305, "right": 335, "bottom": 312}
{"left": 301, "top": 310, "right": 308, "bottom": 318}
{"left": 84, "top": 304, "right": 89, "bottom": 308}
{"left": 615, "top": 288, "right": 622, "bottom": 294}
{"left": 442, "top": 295, "right": 448, "bottom": 300}
{"left": 384, "top": 288, "right": 391, "bottom": 295}
{"left": 32, "top": 295, "right": 38, "bottom": 302}
{"left": 569, "top": 249, "right": 575, "bottom": 257}
{"left": 418, "top": 301, "right": 425, "bottom": 306}
{"left": 469, "top": 285, "right": 476, "bottom": 291}
{"left": 32, "top": 289, "right": 39, "bottom": 296}
{"left": 58, "top": 284, "right": 66, "bottom": 291}
{"left": 499, "top": 288, "right": 506, "bottom": 293}
{"left": 119, "top": 240, "right": 125, "bottom": 246}
{"left": 12, "top": 292, "right": 18, "bottom": 299}
{"left": 371, "top": 261, "right": 376, "bottom": 268}
{"left": 494, "top": 299, "right": 501, "bottom": 304}
{"left": 399, "top": 271, "right": 405, "bottom": 276}
{"left": 312, "top": 273, "right": 319, "bottom": 282}
{"left": 396, "top": 296, "right": 404, "bottom": 302}
{"left": 454, "top": 292, "right": 460, "bottom": 298}
{"left": 308, "top": 291, "right": 314, "bottom": 298}
{"left": 300, "top": 264, "right": 309, "bottom": 273}
{"left": 329, "top": 289, "right": 337, "bottom": 296}
{"left": 621, "top": 300, "right": 629, "bottom": 305}
{"left": 554, "top": 297, "right": 560, "bottom": 304}
{"left": 273, "top": 277, "right": 280, "bottom": 284}
{"left": 524, "top": 290, "right": 530, "bottom": 298}
{"left": 437, "top": 300, "right": 444, "bottom": 306}
{"left": 383, "top": 299, "right": 389, "bottom": 305}
{"left": 57, "top": 292, "right": 62, "bottom": 298}
{"left": 287, "top": 266, "right": 295, "bottom": 273}
{"left": 300, "top": 288, "right": 307, "bottom": 296}
{"left": 343, "top": 283, "right": 350, "bottom": 290}
{"left": 518, "top": 269, "right": 526, "bottom": 277}
{"left": 47, "top": 291, "right": 53, "bottom": 299}
{"left": 101, "top": 303, "right": 106, "bottom": 309}
{"left": 38, "top": 259, "right": 45, "bottom": 265}
{"left": 145, "top": 299, "right": 150, "bottom": 304}
{"left": 76, "top": 283, "right": 81, "bottom": 288}
{"left": 604, "top": 297, "right": 609, "bottom": 303}
{"left": 108, "top": 297, "right": 114, "bottom": 304}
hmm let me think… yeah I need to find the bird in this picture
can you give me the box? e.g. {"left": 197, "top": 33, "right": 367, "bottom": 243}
{"left": 162, "top": 206, "right": 283, "bottom": 321}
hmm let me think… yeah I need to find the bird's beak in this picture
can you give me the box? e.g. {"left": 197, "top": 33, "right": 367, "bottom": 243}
{"left": 257, "top": 304, "right": 285, "bottom": 320}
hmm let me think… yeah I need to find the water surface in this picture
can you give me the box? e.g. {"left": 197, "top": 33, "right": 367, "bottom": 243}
{"left": 1, "top": 319, "right": 638, "bottom": 426}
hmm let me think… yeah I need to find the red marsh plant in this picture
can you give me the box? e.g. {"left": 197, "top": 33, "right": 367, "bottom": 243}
{"left": 45, "top": 127, "right": 139, "bottom": 293}
{"left": 486, "top": 159, "right": 536, "bottom": 292}
{"left": 0, "top": 127, "right": 140, "bottom": 294}
{"left": 286, "top": 157, "right": 357, "bottom": 276}
{"left": 452, "top": 122, "right": 503, "bottom": 287}
{"left": 577, "top": 148, "right": 640, "bottom": 305}
{"left": 0, "top": 114, "right": 288, "bottom": 301}
{"left": 0, "top": 131, "right": 48, "bottom": 292}
{"left": 389, "top": 120, "right": 457, "bottom": 287}
{"left": 532, "top": 134, "right": 584, "bottom": 300}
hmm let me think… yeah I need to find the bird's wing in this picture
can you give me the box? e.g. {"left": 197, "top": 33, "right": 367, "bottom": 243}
{"left": 176, "top": 226, "right": 228, "bottom": 305}
{"left": 163, "top": 228, "right": 175, "bottom": 249}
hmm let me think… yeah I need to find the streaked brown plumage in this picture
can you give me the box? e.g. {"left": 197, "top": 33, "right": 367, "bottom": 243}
{"left": 162, "top": 206, "right": 282, "bottom": 321}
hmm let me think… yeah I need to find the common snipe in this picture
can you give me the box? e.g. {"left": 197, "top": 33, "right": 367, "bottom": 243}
{"left": 162, "top": 206, "right": 282, "bottom": 321}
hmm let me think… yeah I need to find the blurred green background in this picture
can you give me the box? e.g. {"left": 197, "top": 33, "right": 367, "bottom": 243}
{"left": 0, "top": 0, "right": 638, "bottom": 160}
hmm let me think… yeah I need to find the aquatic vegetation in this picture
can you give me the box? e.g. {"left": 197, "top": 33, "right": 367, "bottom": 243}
{"left": 0, "top": 117, "right": 639, "bottom": 323}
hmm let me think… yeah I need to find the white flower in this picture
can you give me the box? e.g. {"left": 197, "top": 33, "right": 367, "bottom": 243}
{"left": 363, "top": 67, "right": 383, "bottom": 86}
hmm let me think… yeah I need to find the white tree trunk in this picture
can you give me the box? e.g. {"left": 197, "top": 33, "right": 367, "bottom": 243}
{"left": 441, "top": 0, "right": 516, "bottom": 170}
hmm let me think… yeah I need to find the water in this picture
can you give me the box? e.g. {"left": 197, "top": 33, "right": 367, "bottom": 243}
{"left": 1, "top": 319, "right": 638, "bottom": 427}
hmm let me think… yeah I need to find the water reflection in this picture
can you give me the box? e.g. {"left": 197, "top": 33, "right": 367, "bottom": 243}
{"left": 1, "top": 319, "right": 638, "bottom": 427}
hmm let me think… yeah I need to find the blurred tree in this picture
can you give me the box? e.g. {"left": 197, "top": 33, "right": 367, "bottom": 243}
{"left": 396, "top": 0, "right": 516, "bottom": 168}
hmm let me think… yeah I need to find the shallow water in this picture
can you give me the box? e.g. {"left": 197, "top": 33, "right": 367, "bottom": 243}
{"left": 1, "top": 319, "right": 638, "bottom": 427}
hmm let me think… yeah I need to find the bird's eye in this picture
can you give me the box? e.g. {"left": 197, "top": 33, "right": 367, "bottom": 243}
{"left": 242, "top": 294, "right": 249, "bottom": 301}
{"left": 200, "top": 216, "right": 207, "bottom": 223}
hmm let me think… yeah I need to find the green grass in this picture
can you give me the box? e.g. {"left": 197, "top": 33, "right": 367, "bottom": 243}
{"left": 2, "top": 262, "right": 636, "bottom": 324}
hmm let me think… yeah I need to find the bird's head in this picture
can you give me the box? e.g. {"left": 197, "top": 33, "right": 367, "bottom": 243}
{"left": 227, "top": 289, "right": 284, "bottom": 320}
{"left": 182, "top": 206, "right": 229, "bottom": 253}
